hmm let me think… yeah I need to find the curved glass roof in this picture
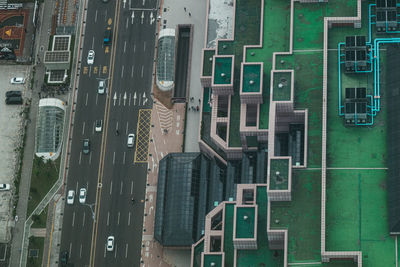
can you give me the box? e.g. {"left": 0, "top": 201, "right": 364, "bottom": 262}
{"left": 156, "top": 29, "right": 175, "bottom": 91}
{"left": 35, "top": 99, "right": 65, "bottom": 160}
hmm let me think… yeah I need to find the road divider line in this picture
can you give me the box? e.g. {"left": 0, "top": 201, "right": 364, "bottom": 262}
{"left": 141, "top": 65, "right": 144, "bottom": 77}
{"left": 89, "top": 152, "right": 92, "bottom": 165}
{"left": 82, "top": 121, "right": 86, "bottom": 135}
{"left": 120, "top": 181, "right": 123, "bottom": 195}
{"left": 125, "top": 243, "right": 128, "bottom": 258}
{"left": 80, "top": 244, "right": 83, "bottom": 258}
{"left": 114, "top": 244, "right": 117, "bottom": 258}
{"left": 107, "top": 211, "right": 110, "bottom": 226}
{"left": 128, "top": 212, "right": 131, "bottom": 226}
{"left": 123, "top": 151, "right": 126, "bottom": 164}
{"left": 72, "top": 211, "right": 75, "bottom": 227}
{"left": 85, "top": 93, "right": 89, "bottom": 106}
{"left": 131, "top": 65, "right": 134, "bottom": 77}
{"left": 121, "top": 65, "right": 124, "bottom": 78}
{"left": 95, "top": 10, "right": 98, "bottom": 23}
{"left": 83, "top": 212, "right": 86, "bottom": 227}
{"left": 143, "top": 41, "right": 146, "bottom": 52}
{"left": 113, "top": 151, "right": 116, "bottom": 165}
{"left": 110, "top": 181, "right": 113, "bottom": 195}
{"left": 130, "top": 181, "right": 133, "bottom": 194}
{"left": 69, "top": 242, "right": 72, "bottom": 259}
{"left": 117, "top": 211, "right": 120, "bottom": 225}
{"left": 79, "top": 152, "right": 82, "bottom": 165}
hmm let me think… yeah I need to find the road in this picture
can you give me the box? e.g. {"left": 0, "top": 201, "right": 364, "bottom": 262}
{"left": 60, "top": 0, "right": 157, "bottom": 266}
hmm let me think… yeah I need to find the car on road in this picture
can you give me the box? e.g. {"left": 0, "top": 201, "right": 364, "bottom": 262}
{"left": 87, "top": 50, "right": 95, "bottom": 65}
{"left": 5, "top": 90, "right": 22, "bottom": 98}
{"left": 95, "top": 120, "right": 103, "bottom": 132}
{"left": 106, "top": 236, "right": 114, "bottom": 251}
{"left": 83, "top": 139, "right": 90, "bottom": 154}
{"left": 60, "top": 250, "right": 68, "bottom": 265}
{"left": 10, "top": 77, "right": 25, "bottom": 84}
{"left": 79, "top": 188, "right": 87, "bottom": 204}
{"left": 127, "top": 133, "right": 135, "bottom": 148}
{"left": 0, "top": 184, "right": 10, "bottom": 191}
{"left": 67, "top": 190, "right": 75, "bottom": 204}
{"left": 98, "top": 80, "right": 105, "bottom": 94}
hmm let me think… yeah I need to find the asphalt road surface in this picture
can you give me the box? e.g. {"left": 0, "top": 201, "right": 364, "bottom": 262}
{"left": 60, "top": 0, "right": 157, "bottom": 266}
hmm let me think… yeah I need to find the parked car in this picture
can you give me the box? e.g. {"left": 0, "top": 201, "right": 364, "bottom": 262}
{"left": 79, "top": 188, "right": 87, "bottom": 204}
{"left": 95, "top": 120, "right": 103, "bottom": 132}
{"left": 5, "top": 96, "right": 23, "bottom": 105}
{"left": 87, "top": 50, "right": 95, "bottom": 65}
{"left": 127, "top": 134, "right": 135, "bottom": 148}
{"left": 10, "top": 77, "right": 25, "bottom": 84}
{"left": 5, "top": 90, "right": 22, "bottom": 98}
{"left": 83, "top": 139, "right": 90, "bottom": 154}
{"left": 106, "top": 236, "right": 114, "bottom": 251}
{"left": 67, "top": 190, "right": 75, "bottom": 204}
{"left": 0, "top": 184, "right": 10, "bottom": 191}
{"left": 98, "top": 80, "right": 105, "bottom": 94}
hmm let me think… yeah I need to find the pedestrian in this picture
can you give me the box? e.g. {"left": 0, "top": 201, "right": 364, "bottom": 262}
{"left": 196, "top": 105, "right": 199, "bottom": 111}
{"left": 189, "top": 12, "right": 191, "bottom": 17}
{"left": 184, "top": 7, "right": 186, "bottom": 11}
{"left": 198, "top": 99, "right": 201, "bottom": 103}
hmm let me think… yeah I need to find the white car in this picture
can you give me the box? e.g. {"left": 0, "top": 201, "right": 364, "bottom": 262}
{"left": 98, "top": 80, "right": 105, "bottom": 94}
{"left": 87, "top": 50, "right": 95, "bottom": 65}
{"left": 79, "top": 188, "right": 87, "bottom": 204}
{"left": 0, "top": 184, "right": 10, "bottom": 191}
{"left": 106, "top": 236, "right": 114, "bottom": 251}
{"left": 127, "top": 134, "right": 135, "bottom": 148}
{"left": 67, "top": 190, "right": 75, "bottom": 204}
{"left": 95, "top": 120, "right": 103, "bottom": 132}
{"left": 10, "top": 77, "right": 25, "bottom": 84}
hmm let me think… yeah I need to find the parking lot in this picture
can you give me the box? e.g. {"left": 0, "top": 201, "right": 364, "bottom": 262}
{"left": 0, "top": 65, "right": 31, "bottom": 243}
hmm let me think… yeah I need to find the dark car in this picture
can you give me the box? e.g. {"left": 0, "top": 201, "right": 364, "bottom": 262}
{"left": 5, "top": 96, "right": 23, "bottom": 105}
{"left": 60, "top": 250, "right": 68, "bottom": 265}
{"left": 5, "top": 90, "right": 22, "bottom": 98}
{"left": 83, "top": 139, "right": 90, "bottom": 154}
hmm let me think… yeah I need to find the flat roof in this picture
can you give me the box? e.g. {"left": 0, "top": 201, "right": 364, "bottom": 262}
{"left": 269, "top": 158, "right": 289, "bottom": 190}
{"left": 235, "top": 206, "right": 255, "bottom": 239}
{"left": 242, "top": 64, "right": 261, "bottom": 93}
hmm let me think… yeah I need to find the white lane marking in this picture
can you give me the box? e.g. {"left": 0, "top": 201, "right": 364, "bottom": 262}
{"left": 131, "top": 65, "right": 134, "bottom": 77}
{"left": 69, "top": 243, "right": 72, "bottom": 258}
{"left": 128, "top": 212, "right": 131, "bottom": 226}
{"left": 75, "top": 181, "right": 79, "bottom": 194}
{"left": 126, "top": 17, "right": 129, "bottom": 28}
{"left": 117, "top": 211, "right": 120, "bottom": 225}
{"left": 126, "top": 121, "right": 129, "bottom": 134}
{"left": 82, "top": 212, "right": 86, "bottom": 227}
{"left": 120, "top": 181, "right": 123, "bottom": 195}
{"left": 85, "top": 93, "right": 88, "bottom": 106}
{"left": 130, "top": 181, "right": 133, "bottom": 195}
{"left": 143, "top": 41, "right": 146, "bottom": 52}
{"left": 79, "top": 244, "right": 83, "bottom": 258}
{"left": 91, "top": 36, "right": 95, "bottom": 49}
{"left": 129, "top": 93, "right": 132, "bottom": 106}
{"left": 96, "top": 93, "right": 99, "bottom": 105}
{"left": 116, "top": 121, "right": 119, "bottom": 131}
{"left": 121, "top": 65, "right": 124, "bottom": 78}
{"left": 123, "top": 41, "right": 127, "bottom": 53}
{"left": 104, "top": 244, "right": 106, "bottom": 258}
{"left": 82, "top": 121, "right": 85, "bottom": 135}
{"left": 86, "top": 181, "right": 89, "bottom": 190}
{"left": 95, "top": 10, "right": 98, "bottom": 23}
{"left": 125, "top": 243, "right": 128, "bottom": 258}
{"left": 110, "top": 181, "right": 113, "bottom": 195}
{"left": 123, "top": 152, "right": 126, "bottom": 164}
{"left": 107, "top": 211, "right": 110, "bottom": 226}
{"left": 89, "top": 152, "right": 92, "bottom": 165}
{"left": 115, "top": 244, "right": 117, "bottom": 258}
{"left": 89, "top": 66, "right": 92, "bottom": 77}
{"left": 78, "top": 152, "right": 82, "bottom": 165}
{"left": 105, "top": 9, "right": 107, "bottom": 21}
{"left": 141, "top": 65, "right": 144, "bottom": 78}
{"left": 72, "top": 211, "right": 75, "bottom": 227}
{"left": 92, "top": 121, "right": 95, "bottom": 134}
{"left": 133, "top": 44, "right": 136, "bottom": 53}
{"left": 113, "top": 151, "right": 116, "bottom": 165}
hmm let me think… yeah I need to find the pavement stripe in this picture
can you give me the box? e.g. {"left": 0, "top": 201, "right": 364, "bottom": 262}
{"left": 134, "top": 109, "right": 152, "bottom": 163}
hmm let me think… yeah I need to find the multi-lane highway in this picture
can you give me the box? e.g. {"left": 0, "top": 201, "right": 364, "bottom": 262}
{"left": 60, "top": 0, "right": 157, "bottom": 266}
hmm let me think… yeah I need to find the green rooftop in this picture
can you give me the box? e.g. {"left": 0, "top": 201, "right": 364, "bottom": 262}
{"left": 272, "top": 71, "right": 292, "bottom": 101}
{"left": 213, "top": 56, "right": 233, "bottom": 85}
{"left": 203, "top": 254, "right": 223, "bottom": 267}
{"left": 269, "top": 158, "right": 289, "bottom": 190}
{"left": 235, "top": 206, "right": 256, "bottom": 239}
{"left": 192, "top": 239, "right": 204, "bottom": 267}
{"left": 203, "top": 49, "right": 216, "bottom": 77}
{"left": 242, "top": 64, "right": 261, "bottom": 93}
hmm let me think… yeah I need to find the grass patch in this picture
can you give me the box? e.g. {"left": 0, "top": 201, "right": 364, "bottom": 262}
{"left": 31, "top": 205, "right": 48, "bottom": 228}
{"left": 27, "top": 236, "right": 44, "bottom": 267}
{"left": 27, "top": 156, "right": 60, "bottom": 217}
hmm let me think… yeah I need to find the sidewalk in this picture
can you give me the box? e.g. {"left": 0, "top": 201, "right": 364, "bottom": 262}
{"left": 9, "top": 0, "right": 57, "bottom": 266}
{"left": 160, "top": 0, "right": 207, "bottom": 153}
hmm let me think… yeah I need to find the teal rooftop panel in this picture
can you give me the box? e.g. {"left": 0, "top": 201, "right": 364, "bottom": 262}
{"left": 213, "top": 56, "right": 233, "bottom": 85}
{"left": 269, "top": 158, "right": 289, "bottom": 190}
{"left": 242, "top": 64, "right": 262, "bottom": 93}
{"left": 203, "top": 254, "right": 223, "bottom": 267}
{"left": 202, "top": 49, "right": 216, "bottom": 77}
{"left": 235, "top": 206, "right": 256, "bottom": 239}
{"left": 272, "top": 71, "right": 292, "bottom": 101}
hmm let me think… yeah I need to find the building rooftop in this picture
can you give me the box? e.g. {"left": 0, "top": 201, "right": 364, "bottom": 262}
{"left": 269, "top": 158, "right": 289, "bottom": 190}
{"left": 241, "top": 64, "right": 261, "bottom": 93}
{"left": 234, "top": 206, "right": 255, "bottom": 239}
